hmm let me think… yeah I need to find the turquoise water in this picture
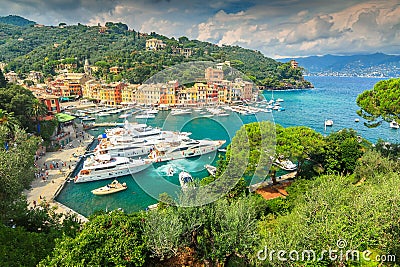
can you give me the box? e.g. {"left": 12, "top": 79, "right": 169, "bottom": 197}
{"left": 56, "top": 76, "right": 399, "bottom": 216}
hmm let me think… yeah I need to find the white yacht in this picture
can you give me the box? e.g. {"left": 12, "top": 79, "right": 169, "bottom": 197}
{"left": 74, "top": 154, "right": 151, "bottom": 183}
{"left": 179, "top": 171, "right": 194, "bottom": 190}
{"left": 273, "top": 159, "right": 297, "bottom": 171}
{"left": 135, "top": 114, "right": 155, "bottom": 119}
{"left": 170, "top": 109, "right": 192, "bottom": 116}
{"left": 148, "top": 138, "right": 226, "bottom": 162}
{"left": 204, "top": 164, "right": 217, "bottom": 177}
{"left": 390, "top": 120, "right": 399, "bottom": 129}
{"left": 95, "top": 131, "right": 191, "bottom": 158}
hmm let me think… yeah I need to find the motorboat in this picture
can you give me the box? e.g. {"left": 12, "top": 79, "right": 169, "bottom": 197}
{"left": 355, "top": 118, "right": 360, "bottom": 122}
{"left": 276, "top": 98, "right": 284, "bottom": 102}
{"left": 74, "top": 153, "right": 151, "bottom": 183}
{"left": 204, "top": 164, "right": 217, "bottom": 177}
{"left": 273, "top": 159, "right": 297, "bottom": 171}
{"left": 81, "top": 116, "right": 96, "bottom": 121}
{"left": 91, "top": 180, "right": 127, "bottom": 195}
{"left": 170, "top": 109, "right": 192, "bottom": 116}
{"left": 167, "top": 166, "right": 175, "bottom": 176}
{"left": 390, "top": 120, "right": 399, "bottom": 129}
{"left": 148, "top": 138, "right": 226, "bottom": 163}
{"left": 118, "top": 113, "right": 132, "bottom": 119}
{"left": 135, "top": 114, "right": 155, "bottom": 119}
{"left": 179, "top": 171, "right": 194, "bottom": 190}
{"left": 324, "top": 119, "right": 333, "bottom": 127}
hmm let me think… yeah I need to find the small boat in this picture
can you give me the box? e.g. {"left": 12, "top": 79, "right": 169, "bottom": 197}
{"left": 217, "top": 113, "right": 230, "bottom": 117}
{"left": 276, "top": 98, "right": 284, "bottom": 102}
{"left": 324, "top": 119, "right": 333, "bottom": 127}
{"left": 119, "top": 113, "right": 132, "bottom": 119}
{"left": 171, "top": 109, "right": 192, "bottom": 116}
{"left": 179, "top": 171, "right": 194, "bottom": 190}
{"left": 204, "top": 164, "right": 217, "bottom": 177}
{"left": 147, "top": 203, "right": 158, "bottom": 211}
{"left": 218, "top": 148, "right": 227, "bottom": 153}
{"left": 135, "top": 114, "right": 155, "bottom": 119}
{"left": 390, "top": 120, "right": 399, "bottom": 129}
{"left": 167, "top": 166, "right": 174, "bottom": 176}
{"left": 274, "top": 159, "right": 297, "bottom": 171}
{"left": 81, "top": 116, "right": 96, "bottom": 121}
{"left": 91, "top": 180, "right": 127, "bottom": 195}
{"left": 355, "top": 118, "right": 360, "bottom": 122}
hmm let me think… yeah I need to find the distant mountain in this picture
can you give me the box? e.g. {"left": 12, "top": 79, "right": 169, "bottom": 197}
{"left": 0, "top": 15, "right": 36, "bottom": 26}
{"left": 277, "top": 53, "right": 400, "bottom": 77}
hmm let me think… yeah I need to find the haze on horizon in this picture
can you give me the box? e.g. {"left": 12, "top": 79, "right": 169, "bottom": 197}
{"left": 1, "top": 0, "right": 399, "bottom": 59}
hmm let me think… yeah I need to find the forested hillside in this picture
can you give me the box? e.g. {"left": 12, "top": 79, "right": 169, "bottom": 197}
{"left": 0, "top": 21, "right": 312, "bottom": 89}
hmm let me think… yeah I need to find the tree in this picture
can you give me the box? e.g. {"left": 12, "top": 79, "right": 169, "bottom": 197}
{"left": 257, "top": 166, "right": 400, "bottom": 266}
{"left": 0, "top": 126, "right": 40, "bottom": 219}
{"left": 0, "top": 68, "right": 6, "bottom": 88}
{"left": 41, "top": 211, "right": 147, "bottom": 266}
{"left": 357, "top": 78, "right": 400, "bottom": 127}
{"left": 0, "top": 109, "right": 20, "bottom": 136}
{"left": 322, "top": 129, "right": 366, "bottom": 175}
{"left": 276, "top": 126, "right": 325, "bottom": 177}
{"left": 29, "top": 99, "right": 48, "bottom": 134}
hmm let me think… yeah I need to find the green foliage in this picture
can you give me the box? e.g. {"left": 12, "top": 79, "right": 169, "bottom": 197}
{"left": 0, "top": 126, "right": 41, "bottom": 220}
{"left": 354, "top": 150, "right": 399, "bottom": 182}
{"left": 0, "top": 224, "right": 55, "bottom": 267}
{"left": 373, "top": 139, "right": 400, "bottom": 160}
{"left": 276, "top": 125, "right": 325, "bottom": 177}
{"left": 0, "top": 68, "right": 6, "bottom": 87}
{"left": 257, "top": 167, "right": 400, "bottom": 266}
{"left": 356, "top": 78, "right": 400, "bottom": 126}
{"left": 0, "top": 15, "right": 36, "bottom": 26}
{"left": 321, "top": 129, "right": 366, "bottom": 175}
{"left": 144, "top": 195, "right": 261, "bottom": 264}
{"left": 41, "top": 211, "right": 147, "bottom": 266}
{"left": 0, "top": 23, "right": 310, "bottom": 88}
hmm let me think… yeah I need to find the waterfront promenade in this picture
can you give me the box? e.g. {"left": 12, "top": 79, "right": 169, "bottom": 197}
{"left": 23, "top": 126, "right": 93, "bottom": 223}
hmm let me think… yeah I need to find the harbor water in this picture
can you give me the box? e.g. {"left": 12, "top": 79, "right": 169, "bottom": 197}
{"left": 56, "top": 76, "right": 399, "bottom": 216}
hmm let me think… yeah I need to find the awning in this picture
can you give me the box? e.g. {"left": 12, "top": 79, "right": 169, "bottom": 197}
{"left": 55, "top": 113, "right": 76, "bottom": 123}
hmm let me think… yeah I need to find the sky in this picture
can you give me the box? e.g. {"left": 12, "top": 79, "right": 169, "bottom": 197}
{"left": 1, "top": 0, "right": 400, "bottom": 58}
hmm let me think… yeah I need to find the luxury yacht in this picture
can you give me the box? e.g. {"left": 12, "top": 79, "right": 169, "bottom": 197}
{"left": 74, "top": 153, "right": 151, "bottom": 183}
{"left": 95, "top": 122, "right": 192, "bottom": 158}
{"left": 148, "top": 138, "right": 226, "bottom": 162}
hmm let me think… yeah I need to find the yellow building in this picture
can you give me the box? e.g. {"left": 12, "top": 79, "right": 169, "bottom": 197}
{"left": 137, "top": 84, "right": 161, "bottom": 105}
{"left": 146, "top": 38, "right": 166, "bottom": 51}
{"left": 121, "top": 84, "right": 139, "bottom": 105}
{"left": 194, "top": 83, "right": 207, "bottom": 105}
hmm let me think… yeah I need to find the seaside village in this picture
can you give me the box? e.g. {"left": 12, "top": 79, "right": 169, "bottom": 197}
{"left": 2, "top": 53, "right": 262, "bottom": 148}
{"left": 2, "top": 41, "right": 293, "bottom": 217}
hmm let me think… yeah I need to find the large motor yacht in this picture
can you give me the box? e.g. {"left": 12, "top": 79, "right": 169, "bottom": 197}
{"left": 148, "top": 138, "right": 226, "bottom": 162}
{"left": 74, "top": 153, "right": 151, "bottom": 183}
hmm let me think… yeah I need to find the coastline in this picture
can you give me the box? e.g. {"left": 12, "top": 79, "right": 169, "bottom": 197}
{"left": 24, "top": 125, "right": 94, "bottom": 223}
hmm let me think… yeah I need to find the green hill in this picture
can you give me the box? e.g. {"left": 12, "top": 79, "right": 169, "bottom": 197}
{"left": 0, "top": 15, "right": 36, "bottom": 26}
{"left": 0, "top": 21, "right": 312, "bottom": 89}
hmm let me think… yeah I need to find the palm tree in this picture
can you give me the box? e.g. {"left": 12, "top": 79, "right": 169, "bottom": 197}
{"left": 0, "top": 109, "right": 19, "bottom": 134}
{"left": 0, "top": 109, "right": 20, "bottom": 147}
{"left": 29, "top": 99, "right": 48, "bottom": 134}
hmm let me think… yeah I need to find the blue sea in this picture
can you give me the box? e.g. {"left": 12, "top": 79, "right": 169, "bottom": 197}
{"left": 56, "top": 76, "right": 400, "bottom": 216}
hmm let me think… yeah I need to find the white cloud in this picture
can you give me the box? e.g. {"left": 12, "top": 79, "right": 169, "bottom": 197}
{"left": 1, "top": 0, "right": 399, "bottom": 58}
